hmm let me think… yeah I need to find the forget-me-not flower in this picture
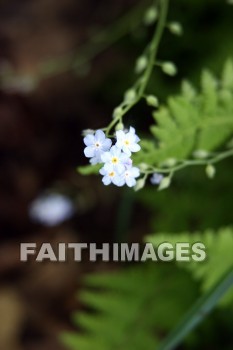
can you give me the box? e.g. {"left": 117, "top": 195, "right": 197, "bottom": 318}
{"left": 101, "top": 145, "right": 129, "bottom": 174}
{"left": 121, "top": 166, "right": 140, "bottom": 187}
{"left": 115, "top": 126, "right": 141, "bottom": 156}
{"left": 150, "top": 173, "right": 164, "bottom": 185}
{"left": 99, "top": 165, "right": 124, "bottom": 187}
{"left": 84, "top": 130, "right": 112, "bottom": 164}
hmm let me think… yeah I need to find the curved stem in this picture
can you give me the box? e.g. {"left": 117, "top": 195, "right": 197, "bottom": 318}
{"left": 158, "top": 267, "right": 233, "bottom": 350}
{"left": 106, "top": 0, "right": 169, "bottom": 135}
{"left": 140, "top": 147, "right": 233, "bottom": 175}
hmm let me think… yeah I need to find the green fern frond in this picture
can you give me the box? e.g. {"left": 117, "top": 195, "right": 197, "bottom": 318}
{"left": 135, "top": 59, "right": 233, "bottom": 166}
{"left": 146, "top": 227, "right": 233, "bottom": 305}
{"left": 62, "top": 264, "right": 198, "bottom": 350}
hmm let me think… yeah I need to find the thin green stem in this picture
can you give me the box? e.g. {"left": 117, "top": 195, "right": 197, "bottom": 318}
{"left": 106, "top": 0, "right": 169, "bottom": 135}
{"left": 158, "top": 267, "right": 233, "bottom": 350}
{"left": 140, "top": 147, "right": 233, "bottom": 175}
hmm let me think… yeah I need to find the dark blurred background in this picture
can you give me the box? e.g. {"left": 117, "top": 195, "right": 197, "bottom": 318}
{"left": 0, "top": 0, "right": 233, "bottom": 349}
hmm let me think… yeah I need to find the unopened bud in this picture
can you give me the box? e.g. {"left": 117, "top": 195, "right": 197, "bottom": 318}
{"left": 146, "top": 95, "right": 159, "bottom": 107}
{"left": 113, "top": 106, "right": 123, "bottom": 119}
{"left": 162, "top": 62, "right": 177, "bottom": 76}
{"left": 135, "top": 56, "right": 148, "bottom": 74}
{"left": 158, "top": 176, "right": 171, "bottom": 191}
{"left": 168, "top": 22, "right": 183, "bottom": 36}
{"left": 124, "top": 89, "right": 136, "bottom": 103}
{"left": 134, "top": 178, "right": 146, "bottom": 191}
{"left": 193, "top": 150, "right": 209, "bottom": 159}
{"left": 115, "top": 122, "right": 124, "bottom": 131}
{"left": 205, "top": 164, "right": 216, "bottom": 179}
{"left": 143, "top": 7, "right": 158, "bottom": 26}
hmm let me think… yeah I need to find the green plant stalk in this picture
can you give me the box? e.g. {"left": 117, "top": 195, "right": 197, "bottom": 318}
{"left": 105, "top": 0, "right": 169, "bottom": 135}
{"left": 140, "top": 147, "right": 233, "bottom": 175}
{"left": 158, "top": 267, "right": 233, "bottom": 350}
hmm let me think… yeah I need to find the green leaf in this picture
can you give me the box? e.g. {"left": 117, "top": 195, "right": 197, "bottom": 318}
{"left": 62, "top": 264, "right": 198, "bottom": 350}
{"left": 77, "top": 164, "right": 101, "bottom": 175}
{"left": 147, "top": 227, "right": 233, "bottom": 306}
{"left": 134, "top": 59, "right": 233, "bottom": 167}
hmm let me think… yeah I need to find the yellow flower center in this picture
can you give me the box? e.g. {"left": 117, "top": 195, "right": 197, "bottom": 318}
{"left": 109, "top": 171, "right": 115, "bottom": 177}
{"left": 112, "top": 157, "right": 118, "bottom": 164}
{"left": 95, "top": 142, "right": 100, "bottom": 148}
{"left": 124, "top": 140, "right": 130, "bottom": 145}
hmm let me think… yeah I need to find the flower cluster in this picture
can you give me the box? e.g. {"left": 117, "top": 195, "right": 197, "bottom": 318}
{"left": 83, "top": 127, "right": 141, "bottom": 187}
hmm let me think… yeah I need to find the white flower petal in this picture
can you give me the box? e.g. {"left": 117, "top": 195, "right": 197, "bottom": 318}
{"left": 103, "top": 163, "right": 114, "bottom": 172}
{"left": 101, "top": 152, "right": 111, "bottom": 163}
{"left": 84, "top": 146, "right": 95, "bottom": 158}
{"left": 95, "top": 130, "right": 105, "bottom": 142}
{"left": 126, "top": 177, "right": 136, "bottom": 187}
{"left": 129, "top": 126, "right": 135, "bottom": 134}
{"left": 102, "top": 138, "right": 112, "bottom": 151}
{"left": 102, "top": 176, "right": 111, "bottom": 186}
{"left": 84, "top": 134, "right": 95, "bottom": 146}
{"left": 116, "top": 130, "right": 125, "bottom": 141}
{"left": 131, "top": 167, "right": 140, "bottom": 177}
{"left": 122, "top": 145, "right": 132, "bottom": 156}
{"left": 115, "top": 164, "right": 125, "bottom": 174}
{"left": 113, "top": 176, "right": 125, "bottom": 187}
{"left": 130, "top": 143, "right": 141, "bottom": 153}
{"left": 90, "top": 156, "right": 100, "bottom": 165}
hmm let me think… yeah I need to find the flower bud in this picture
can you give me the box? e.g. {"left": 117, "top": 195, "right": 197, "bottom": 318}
{"left": 205, "top": 164, "right": 216, "bottom": 179}
{"left": 135, "top": 56, "right": 148, "bottom": 74}
{"left": 113, "top": 106, "right": 123, "bottom": 119}
{"left": 82, "top": 129, "right": 95, "bottom": 136}
{"left": 134, "top": 178, "right": 146, "bottom": 191}
{"left": 138, "top": 163, "right": 149, "bottom": 171}
{"left": 162, "top": 158, "right": 177, "bottom": 167}
{"left": 168, "top": 22, "right": 183, "bottom": 36}
{"left": 115, "top": 122, "right": 124, "bottom": 131}
{"left": 193, "top": 150, "right": 209, "bottom": 159}
{"left": 146, "top": 95, "right": 159, "bottom": 107}
{"left": 143, "top": 7, "right": 158, "bottom": 26}
{"left": 161, "top": 62, "right": 177, "bottom": 76}
{"left": 124, "top": 89, "right": 137, "bottom": 103}
{"left": 158, "top": 176, "right": 171, "bottom": 191}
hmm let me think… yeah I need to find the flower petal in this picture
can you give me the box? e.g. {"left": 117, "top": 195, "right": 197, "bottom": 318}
{"left": 131, "top": 167, "right": 140, "bottom": 177}
{"left": 84, "top": 146, "right": 95, "bottom": 158}
{"left": 102, "top": 138, "right": 112, "bottom": 151}
{"left": 126, "top": 177, "right": 136, "bottom": 187}
{"left": 102, "top": 176, "right": 111, "bottom": 186}
{"left": 84, "top": 134, "right": 95, "bottom": 146}
{"left": 130, "top": 143, "right": 141, "bottom": 153}
{"left": 113, "top": 176, "right": 125, "bottom": 187}
{"left": 129, "top": 126, "right": 135, "bottom": 134}
{"left": 116, "top": 130, "right": 125, "bottom": 141}
{"left": 90, "top": 156, "right": 99, "bottom": 165}
{"left": 95, "top": 130, "right": 105, "bottom": 142}
{"left": 101, "top": 152, "right": 111, "bottom": 163}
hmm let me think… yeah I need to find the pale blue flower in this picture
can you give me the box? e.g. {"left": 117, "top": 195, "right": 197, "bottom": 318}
{"left": 115, "top": 126, "right": 141, "bottom": 156}
{"left": 101, "top": 145, "right": 129, "bottom": 174}
{"left": 29, "top": 193, "right": 74, "bottom": 226}
{"left": 150, "top": 173, "right": 164, "bottom": 185}
{"left": 99, "top": 165, "right": 125, "bottom": 187}
{"left": 84, "top": 130, "right": 112, "bottom": 164}
{"left": 121, "top": 166, "right": 140, "bottom": 187}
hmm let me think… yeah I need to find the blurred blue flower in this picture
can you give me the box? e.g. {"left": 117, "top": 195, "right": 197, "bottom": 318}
{"left": 29, "top": 193, "right": 74, "bottom": 226}
{"left": 150, "top": 173, "right": 164, "bottom": 185}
